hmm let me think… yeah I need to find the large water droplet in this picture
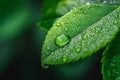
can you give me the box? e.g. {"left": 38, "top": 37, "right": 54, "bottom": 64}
{"left": 55, "top": 35, "right": 70, "bottom": 47}
{"left": 42, "top": 64, "right": 49, "bottom": 69}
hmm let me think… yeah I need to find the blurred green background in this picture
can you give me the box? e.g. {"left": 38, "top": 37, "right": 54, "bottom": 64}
{"left": 0, "top": 0, "right": 119, "bottom": 80}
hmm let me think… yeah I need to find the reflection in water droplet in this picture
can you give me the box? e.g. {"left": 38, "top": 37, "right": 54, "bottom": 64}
{"left": 42, "top": 64, "right": 49, "bottom": 69}
{"left": 55, "top": 35, "right": 70, "bottom": 47}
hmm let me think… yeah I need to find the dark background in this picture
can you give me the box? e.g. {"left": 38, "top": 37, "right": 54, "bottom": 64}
{"left": 0, "top": 0, "right": 103, "bottom": 80}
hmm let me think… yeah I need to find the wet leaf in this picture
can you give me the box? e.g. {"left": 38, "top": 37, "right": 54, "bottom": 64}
{"left": 41, "top": 4, "right": 120, "bottom": 65}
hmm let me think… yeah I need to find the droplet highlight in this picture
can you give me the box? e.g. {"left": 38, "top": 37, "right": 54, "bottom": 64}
{"left": 75, "top": 48, "right": 81, "bottom": 53}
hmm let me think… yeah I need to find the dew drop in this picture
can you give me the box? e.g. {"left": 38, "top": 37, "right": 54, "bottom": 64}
{"left": 63, "top": 55, "right": 67, "bottom": 63}
{"left": 101, "top": 33, "right": 104, "bottom": 36}
{"left": 91, "top": 28, "right": 96, "bottom": 32}
{"left": 83, "top": 36, "right": 87, "bottom": 39}
{"left": 56, "top": 22, "right": 61, "bottom": 27}
{"left": 59, "top": 49, "right": 63, "bottom": 52}
{"left": 42, "top": 64, "right": 49, "bottom": 69}
{"left": 51, "top": 52, "right": 55, "bottom": 54}
{"left": 75, "top": 48, "right": 81, "bottom": 53}
{"left": 55, "top": 35, "right": 70, "bottom": 47}
{"left": 113, "top": 21, "right": 118, "bottom": 25}
{"left": 47, "top": 46, "right": 51, "bottom": 51}
{"left": 96, "top": 30, "right": 98, "bottom": 33}
{"left": 76, "top": 23, "right": 79, "bottom": 26}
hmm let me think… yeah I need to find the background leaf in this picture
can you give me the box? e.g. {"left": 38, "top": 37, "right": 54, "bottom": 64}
{"left": 0, "top": 1, "right": 30, "bottom": 41}
{"left": 102, "top": 31, "right": 120, "bottom": 80}
{"left": 41, "top": 5, "right": 120, "bottom": 65}
{"left": 38, "top": 0, "right": 103, "bottom": 31}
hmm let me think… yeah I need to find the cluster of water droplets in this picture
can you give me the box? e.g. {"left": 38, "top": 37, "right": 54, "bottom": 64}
{"left": 101, "top": 0, "right": 120, "bottom": 4}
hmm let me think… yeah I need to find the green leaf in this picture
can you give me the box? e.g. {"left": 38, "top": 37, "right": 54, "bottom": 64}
{"left": 0, "top": 5, "right": 30, "bottom": 41}
{"left": 102, "top": 31, "right": 120, "bottom": 80}
{"left": 41, "top": 4, "right": 120, "bottom": 65}
{"left": 38, "top": 0, "right": 101, "bottom": 31}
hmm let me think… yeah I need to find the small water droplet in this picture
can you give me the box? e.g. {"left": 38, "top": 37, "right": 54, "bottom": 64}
{"left": 56, "top": 22, "right": 61, "bottom": 27}
{"left": 96, "top": 30, "right": 98, "bottom": 33}
{"left": 47, "top": 46, "right": 51, "bottom": 50}
{"left": 83, "top": 36, "right": 87, "bottom": 39}
{"left": 55, "top": 35, "right": 70, "bottom": 47}
{"left": 42, "top": 64, "right": 49, "bottom": 69}
{"left": 95, "top": 4, "right": 99, "bottom": 7}
{"left": 113, "top": 21, "right": 118, "bottom": 25}
{"left": 64, "top": 27, "right": 68, "bottom": 31}
{"left": 51, "top": 52, "right": 55, "bottom": 54}
{"left": 101, "top": 33, "right": 104, "bottom": 36}
{"left": 76, "top": 23, "right": 79, "bottom": 26}
{"left": 59, "top": 49, "right": 63, "bottom": 52}
{"left": 75, "top": 48, "right": 81, "bottom": 53}
{"left": 63, "top": 56, "right": 67, "bottom": 63}
{"left": 91, "top": 28, "right": 96, "bottom": 32}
